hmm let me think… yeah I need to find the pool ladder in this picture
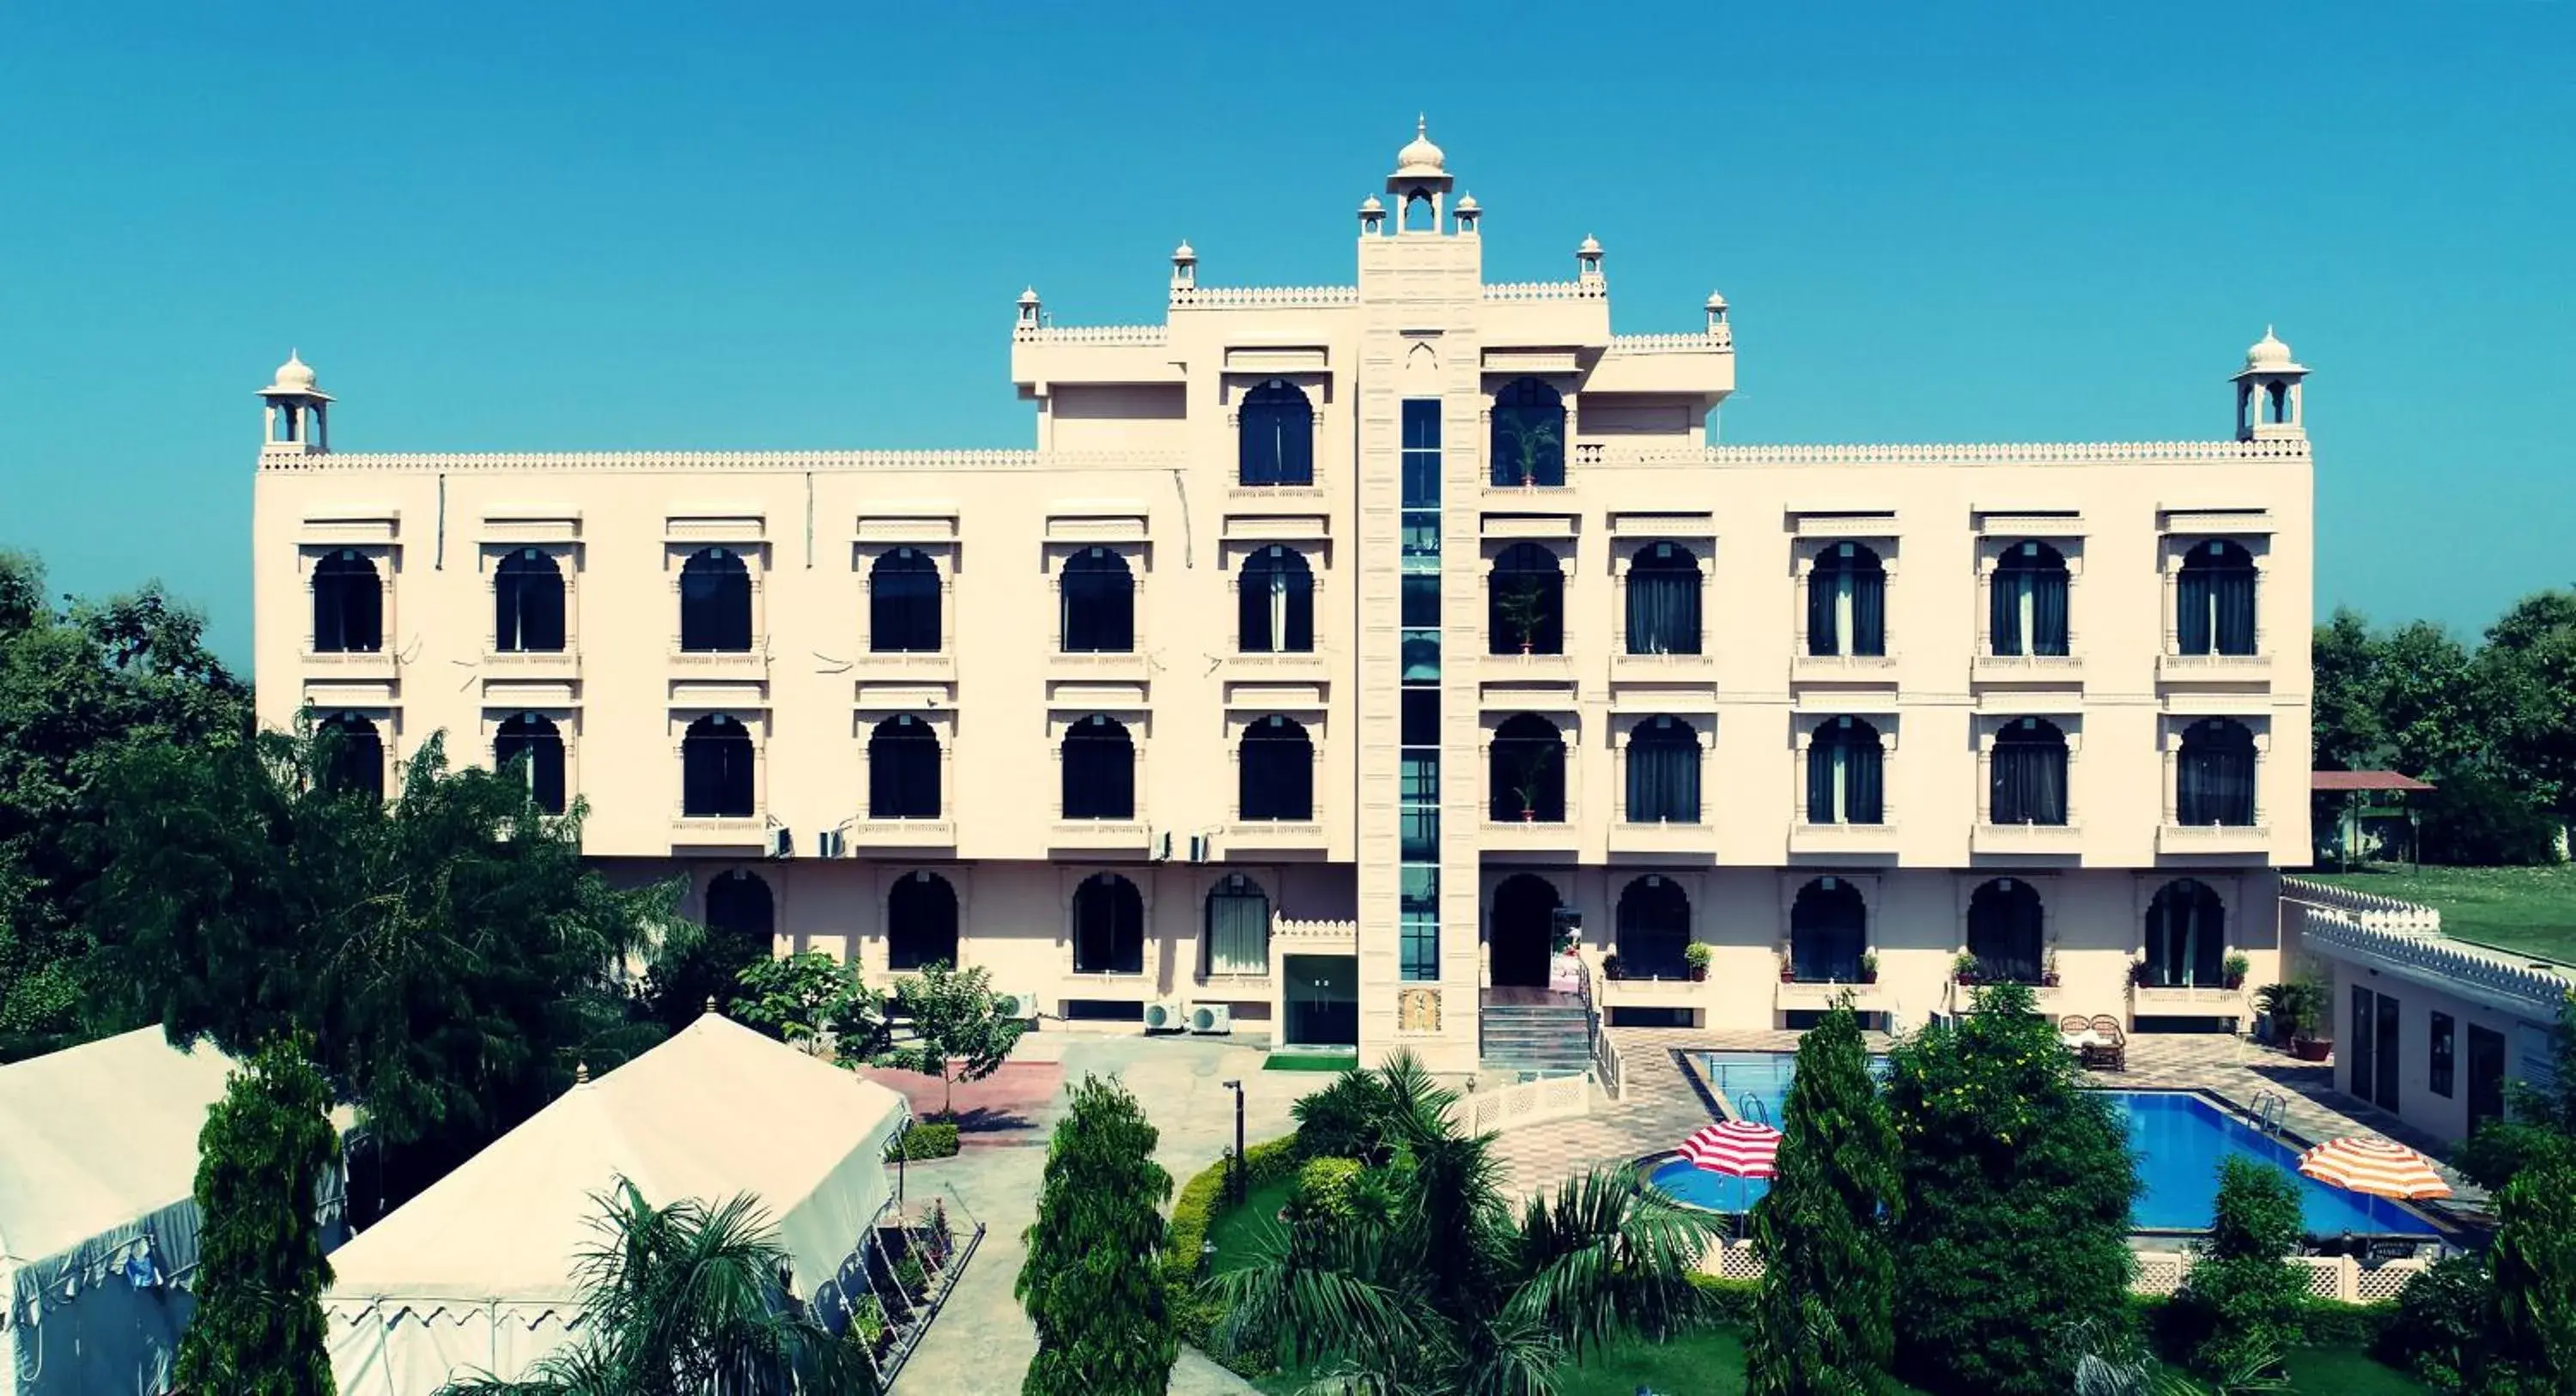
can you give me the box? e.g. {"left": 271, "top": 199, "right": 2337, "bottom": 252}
{"left": 1739, "top": 1095, "right": 1771, "bottom": 1126}
{"left": 2249, "top": 1089, "right": 2288, "bottom": 1135}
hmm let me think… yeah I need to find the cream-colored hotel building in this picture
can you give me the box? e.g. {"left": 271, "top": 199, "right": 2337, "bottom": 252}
{"left": 252, "top": 126, "right": 2314, "bottom": 1073}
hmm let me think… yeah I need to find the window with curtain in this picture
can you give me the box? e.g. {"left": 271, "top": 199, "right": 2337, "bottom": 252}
{"left": 1059, "top": 549, "right": 1135, "bottom": 652}
{"left": 682, "top": 714, "right": 756, "bottom": 817}
{"left": 494, "top": 713, "right": 566, "bottom": 814}
{"left": 2177, "top": 540, "right": 2257, "bottom": 656}
{"left": 1789, "top": 877, "right": 1867, "bottom": 982}
{"left": 1238, "top": 546, "right": 1315, "bottom": 653}
{"left": 1204, "top": 874, "right": 1270, "bottom": 976}
{"left": 1806, "top": 717, "right": 1885, "bottom": 825}
{"left": 1990, "top": 541, "right": 2069, "bottom": 657}
{"left": 1806, "top": 543, "right": 1886, "bottom": 657}
{"left": 1625, "top": 716, "right": 1702, "bottom": 824}
{"left": 886, "top": 871, "right": 959, "bottom": 971}
{"left": 493, "top": 549, "right": 566, "bottom": 653}
{"left": 1238, "top": 380, "right": 1315, "bottom": 486}
{"left": 1488, "top": 543, "right": 1564, "bottom": 654}
{"left": 1625, "top": 543, "right": 1703, "bottom": 655}
{"left": 1965, "top": 877, "right": 2044, "bottom": 983}
{"left": 868, "top": 714, "right": 940, "bottom": 818}
{"left": 1072, "top": 872, "right": 1145, "bottom": 974}
{"left": 311, "top": 550, "right": 384, "bottom": 653}
{"left": 1061, "top": 715, "right": 1135, "bottom": 819}
{"left": 1239, "top": 715, "right": 1314, "bottom": 821}
{"left": 1487, "top": 714, "right": 1566, "bottom": 821}
{"left": 703, "top": 870, "right": 775, "bottom": 940}
{"left": 869, "top": 549, "right": 941, "bottom": 652}
{"left": 1615, "top": 876, "right": 1692, "bottom": 980}
{"left": 1990, "top": 718, "right": 2069, "bottom": 825}
{"left": 2177, "top": 719, "right": 2257, "bottom": 825}
{"left": 1489, "top": 378, "right": 1565, "bottom": 486}
{"left": 319, "top": 712, "right": 384, "bottom": 800}
{"left": 2143, "top": 879, "right": 2226, "bottom": 988}
{"left": 678, "top": 549, "right": 753, "bottom": 652}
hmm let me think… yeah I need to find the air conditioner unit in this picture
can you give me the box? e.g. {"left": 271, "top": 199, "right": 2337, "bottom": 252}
{"left": 816, "top": 828, "right": 846, "bottom": 859}
{"left": 1187, "top": 1003, "right": 1233, "bottom": 1035}
{"left": 1155, "top": 831, "right": 1174, "bottom": 862}
{"left": 769, "top": 827, "right": 794, "bottom": 859}
{"left": 1188, "top": 834, "right": 1211, "bottom": 863}
{"left": 993, "top": 990, "right": 1042, "bottom": 1022}
{"left": 1141, "top": 998, "right": 1188, "bottom": 1033}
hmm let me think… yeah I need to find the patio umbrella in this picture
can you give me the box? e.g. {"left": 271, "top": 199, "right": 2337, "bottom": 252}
{"left": 1678, "top": 1120, "right": 1783, "bottom": 1217}
{"left": 2297, "top": 1135, "right": 2453, "bottom": 1201}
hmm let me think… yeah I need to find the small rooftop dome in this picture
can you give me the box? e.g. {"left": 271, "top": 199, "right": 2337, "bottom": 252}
{"left": 1705, "top": 291, "right": 1728, "bottom": 310}
{"left": 1454, "top": 193, "right": 1479, "bottom": 215}
{"left": 2245, "top": 327, "right": 2294, "bottom": 370}
{"left": 1394, "top": 116, "right": 1446, "bottom": 177}
{"left": 1359, "top": 195, "right": 1383, "bottom": 213}
{"left": 1173, "top": 240, "right": 1195, "bottom": 261}
{"left": 1018, "top": 287, "right": 1040, "bottom": 306}
{"left": 1578, "top": 235, "right": 1602, "bottom": 256}
{"left": 258, "top": 349, "right": 329, "bottom": 401}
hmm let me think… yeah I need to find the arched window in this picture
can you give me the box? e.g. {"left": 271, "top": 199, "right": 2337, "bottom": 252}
{"left": 1487, "top": 873, "right": 1564, "bottom": 990}
{"left": 311, "top": 550, "right": 383, "bottom": 654}
{"left": 1615, "top": 875, "right": 1692, "bottom": 980}
{"left": 886, "top": 870, "right": 959, "bottom": 971}
{"left": 1060, "top": 549, "right": 1134, "bottom": 653}
{"left": 1806, "top": 717, "right": 1885, "bottom": 826}
{"left": 1965, "top": 877, "right": 2044, "bottom": 984}
{"left": 704, "top": 869, "right": 775, "bottom": 940}
{"left": 494, "top": 549, "right": 566, "bottom": 653}
{"left": 1203, "top": 873, "right": 1270, "bottom": 976}
{"left": 682, "top": 714, "right": 755, "bottom": 818}
{"left": 1061, "top": 715, "right": 1134, "bottom": 819}
{"left": 1789, "top": 877, "right": 1868, "bottom": 983}
{"left": 1488, "top": 543, "right": 1564, "bottom": 655}
{"left": 1239, "top": 715, "right": 1314, "bottom": 821}
{"left": 495, "top": 712, "right": 567, "bottom": 814}
{"left": 1238, "top": 380, "right": 1315, "bottom": 486}
{"left": 868, "top": 714, "right": 940, "bottom": 819}
{"left": 678, "top": 549, "right": 753, "bottom": 653}
{"left": 2178, "top": 719, "right": 2257, "bottom": 826}
{"left": 317, "top": 712, "right": 384, "bottom": 800}
{"left": 1625, "top": 543, "right": 1703, "bottom": 656}
{"left": 2178, "top": 540, "right": 2257, "bottom": 657}
{"left": 1238, "top": 546, "right": 1315, "bottom": 653}
{"left": 869, "top": 549, "right": 940, "bottom": 653}
{"left": 1072, "top": 871, "right": 1145, "bottom": 974}
{"left": 1490, "top": 378, "right": 1565, "bottom": 487}
{"left": 2144, "top": 878, "right": 2226, "bottom": 989}
{"left": 1991, "top": 541, "right": 2069, "bottom": 658}
{"left": 1488, "top": 714, "right": 1566, "bottom": 822}
{"left": 1990, "top": 718, "right": 2069, "bottom": 826}
{"left": 1625, "top": 716, "right": 1703, "bottom": 824}
{"left": 1807, "top": 543, "right": 1886, "bottom": 658}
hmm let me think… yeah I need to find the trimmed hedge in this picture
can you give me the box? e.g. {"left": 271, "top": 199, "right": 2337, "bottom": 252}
{"left": 1686, "top": 1273, "right": 1759, "bottom": 1326}
{"left": 1166, "top": 1135, "right": 1302, "bottom": 1377}
{"left": 884, "top": 1122, "right": 961, "bottom": 1161}
{"left": 2127, "top": 1292, "right": 2397, "bottom": 1352}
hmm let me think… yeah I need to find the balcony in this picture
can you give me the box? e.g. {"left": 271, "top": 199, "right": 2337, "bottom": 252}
{"left": 1776, "top": 978, "right": 1891, "bottom": 1013}
{"left": 1790, "top": 652, "right": 1900, "bottom": 686}
{"left": 1224, "top": 820, "right": 1329, "bottom": 855}
{"left": 668, "top": 646, "right": 769, "bottom": 680}
{"left": 1608, "top": 819, "right": 1711, "bottom": 856}
{"left": 1969, "top": 652, "right": 2084, "bottom": 686}
{"left": 668, "top": 816, "right": 768, "bottom": 851}
{"left": 1611, "top": 649, "right": 1716, "bottom": 682}
{"left": 1600, "top": 974, "right": 1706, "bottom": 1010}
{"left": 2157, "top": 651, "right": 2273, "bottom": 686}
{"left": 1479, "top": 817, "right": 1582, "bottom": 859}
{"left": 480, "top": 646, "right": 580, "bottom": 679}
{"left": 1788, "top": 821, "right": 1903, "bottom": 858}
{"left": 1947, "top": 979, "right": 2066, "bottom": 1016}
{"left": 1048, "top": 819, "right": 1152, "bottom": 853}
{"left": 854, "top": 650, "right": 957, "bottom": 678}
{"left": 301, "top": 646, "right": 398, "bottom": 681}
{"left": 2129, "top": 982, "right": 2247, "bottom": 1018}
{"left": 846, "top": 818, "right": 957, "bottom": 853}
{"left": 1482, "top": 650, "right": 1577, "bottom": 682}
{"left": 2157, "top": 822, "right": 2272, "bottom": 857}
{"left": 1972, "top": 822, "right": 2086, "bottom": 857}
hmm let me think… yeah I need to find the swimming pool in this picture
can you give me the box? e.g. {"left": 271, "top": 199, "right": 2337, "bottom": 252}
{"left": 1654, "top": 1051, "right": 2440, "bottom": 1235}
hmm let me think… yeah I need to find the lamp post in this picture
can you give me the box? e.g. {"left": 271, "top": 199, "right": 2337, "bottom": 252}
{"left": 1222, "top": 1078, "right": 1246, "bottom": 1205}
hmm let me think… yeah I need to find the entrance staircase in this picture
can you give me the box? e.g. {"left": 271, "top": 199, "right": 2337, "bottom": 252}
{"left": 1478, "top": 992, "right": 1596, "bottom": 1077}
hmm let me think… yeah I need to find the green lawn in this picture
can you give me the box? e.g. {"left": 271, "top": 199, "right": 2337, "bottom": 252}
{"left": 1205, "top": 1174, "right": 1299, "bottom": 1274}
{"left": 2306, "top": 863, "right": 2576, "bottom": 963}
{"left": 2281, "top": 1344, "right": 2430, "bottom": 1393}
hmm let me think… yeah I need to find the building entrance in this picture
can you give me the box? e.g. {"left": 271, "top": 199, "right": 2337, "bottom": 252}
{"left": 1284, "top": 954, "right": 1359, "bottom": 1047}
{"left": 1488, "top": 874, "right": 1560, "bottom": 989}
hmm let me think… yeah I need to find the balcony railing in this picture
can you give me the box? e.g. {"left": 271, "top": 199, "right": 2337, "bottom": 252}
{"left": 1969, "top": 652, "right": 2084, "bottom": 683}
{"left": 2157, "top": 650, "right": 2273, "bottom": 683}
{"left": 847, "top": 818, "right": 957, "bottom": 850}
{"left": 1790, "top": 652, "right": 1901, "bottom": 683}
{"left": 1788, "top": 822, "right": 1903, "bottom": 857}
{"left": 1777, "top": 979, "right": 1890, "bottom": 1012}
{"left": 1608, "top": 819, "right": 1710, "bottom": 855}
{"left": 2156, "top": 822, "right": 2272, "bottom": 855}
{"left": 1971, "top": 822, "right": 2086, "bottom": 855}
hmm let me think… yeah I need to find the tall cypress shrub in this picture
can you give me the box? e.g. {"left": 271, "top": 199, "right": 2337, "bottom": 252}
{"left": 174, "top": 1036, "right": 341, "bottom": 1396}
{"left": 2479, "top": 1157, "right": 2576, "bottom": 1393}
{"left": 1747, "top": 998, "right": 1901, "bottom": 1396}
{"left": 1016, "top": 1074, "right": 1177, "bottom": 1396}
{"left": 2172, "top": 1155, "right": 2306, "bottom": 1377}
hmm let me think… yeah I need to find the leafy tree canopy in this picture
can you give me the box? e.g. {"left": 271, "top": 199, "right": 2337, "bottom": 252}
{"left": 732, "top": 949, "right": 889, "bottom": 1060}
{"left": 175, "top": 1035, "right": 341, "bottom": 1396}
{"left": 1017, "top": 1074, "right": 1177, "bottom": 1396}
{"left": 882, "top": 960, "right": 1026, "bottom": 1120}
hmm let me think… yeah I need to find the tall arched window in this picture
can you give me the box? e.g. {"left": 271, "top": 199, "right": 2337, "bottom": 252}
{"left": 1625, "top": 716, "right": 1703, "bottom": 824}
{"left": 678, "top": 549, "right": 753, "bottom": 653}
{"left": 493, "top": 549, "right": 565, "bottom": 653}
{"left": 2177, "top": 719, "right": 2257, "bottom": 826}
{"left": 1488, "top": 543, "right": 1564, "bottom": 655}
{"left": 2144, "top": 878, "right": 2227, "bottom": 988}
{"left": 1615, "top": 875, "right": 1692, "bottom": 980}
{"left": 704, "top": 869, "right": 775, "bottom": 941}
{"left": 311, "top": 550, "right": 383, "bottom": 653}
{"left": 317, "top": 712, "right": 384, "bottom": 800}
{"left": 1488, "top": 714, "right": 1566, "bottom": 822}
{"left": 1238, "top": 546, "right": 1315, "bottom": 653}
{"left": 682, "top": 714, "right": 755, "bottom": 817}
{"left": 1990, "top": 718, "right": 2069, "bottom": 826}
{"left": 1060, "top": 549, "right": 1134, "bottom": 653}
{"left": 886, "top": 870, "right": 959, "bottom": 971}
{"left": 1203, "top": 873, "right": 1270, "bottom": 976}
{"left": 869, "top": 549, "right": 940, "bottom": 653}
{"left": 1807, "top": 543, "right": 1886, "bottom": 658}
{"left": 495, "top": 712, "right": 567, "bottom": 814}
{"left": 1239, "top": 715, "right": 1314, "bottom": 821}
{"left": 1625, "top": 543, "right": 1703, "bottom": 656}
{"left": 1807, "top": 717, "right": 1885, "bottom": 826}
{"left": 1789, "top": 877, "right": 1868, "bottom": 983}
{"left": 1991, "top": 541, "right": 2069, "bottom": 657}
{"left": 2178, "top": 540, "right": 2257, "bottom": 657}
{"left": 868, "top": 714, "right": 940, "bottom": 819}
{"left": 1490, "top": 378, "right": 1565, "bottom": 487}
{"left": 1965, "top": 877, "right": 2044, "bottom": 984}
{"left": 1238, "top": 380, "right": 1315, "bottom": 486}
{"left": 1061, "top": 715, "right": 1135, "bottom": 819}
{"left": 1072, "top": 872, "right": 1145, "bottom": 975}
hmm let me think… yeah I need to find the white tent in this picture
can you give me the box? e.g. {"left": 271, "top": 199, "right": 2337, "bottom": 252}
{"left": 322, "top": 1014, "right": 910, "bottom": 1394}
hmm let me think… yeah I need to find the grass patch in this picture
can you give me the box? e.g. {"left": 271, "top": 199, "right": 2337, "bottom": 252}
{"left": 2306, "top": 863, "right": 2576, "bottom": 963}
{"left": 2279, "top": 1344, "right": 2430, "bottom": 1393}
{"left": 1204, "top": 1174, "right": 1299, "bottom": 1275}
{"left": 1264, "top": 1051, "right": 1361, "bottom": 1072}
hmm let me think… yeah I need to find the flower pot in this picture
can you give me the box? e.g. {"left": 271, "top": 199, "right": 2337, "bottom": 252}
{"left": 1862, "top": 971, "right": 1880, "bottom": 985}
{"left": 1520, "top": 640, "right": 1533, "bottom": 655}
{"left": 2225, "top": 974, "right": 2246, "bottom": 991}
{"left": 2042, "top": 974, "right": 2062, "bottom": 988}
{"left": 1521, "top": 808, "right": 1535, "bottom": 822}
{"left": 2293, "top": 1038, "right": 2333, "bottom": 1063}
{"left": 1779, "top": 968, "right": 1795, "bottom": 983}
{"left": 1690, "top": 967, "right": 1708, "bottom": 982}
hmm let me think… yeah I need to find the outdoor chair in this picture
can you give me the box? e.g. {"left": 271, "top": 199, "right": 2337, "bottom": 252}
{"left": 2087, "top": 1015, "right": 2128, "bottom": 1072}
{"left": 2059, "top": 1014, "right": 2090, "bottom": 1035}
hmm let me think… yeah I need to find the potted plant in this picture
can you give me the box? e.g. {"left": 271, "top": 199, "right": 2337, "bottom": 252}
{"left": 1951, "top": 950, "right": 1981, "bottom": 986}
{"left": 1601, "top": 951, "right": 1625, "bottom": 981}
{"left": 1500, "top": 414, "right": 1560, "bottom": 489}
{"left": 2041, "top": 947, "right": 2062, "bottom": 988}
{"left": 2128, "top": 958, "right": 2154, "bottom": 988}
{"left": 1684, "top": 942, "right": 1712, "bottom": 982}
{"left": 1508, "top": 742, "right": 1559, "bottom": 822}
{"left": 1777, "top": 948, "right": 1795, "bottom": 983}
{"left": 2223, "top": 952, "right": 2251, "bottom": 992}
{"left": 2257, "top": 978, "right": 2333, "bottom": 1061}
{"left": 1858, "top": 950, "right": 1880, "bottom": 985}
{"left": 1496, "top": 580, "right": 1549, "bottom": 656}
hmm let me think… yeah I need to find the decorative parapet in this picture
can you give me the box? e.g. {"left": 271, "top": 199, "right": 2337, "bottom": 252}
{"left": 1589, "top": 439, "right": 2313, "bottom": 470}
{"left": 2302, "top": 912, "right": 2569, "bottom": 1016}
{"left": 1483, "top": 280, "right": 1606, "bottom": 301}
{"left": 259, "top": 449, "right": 1186, "bottom": 475}
{"left": 1169, "top": 284, "right": 1359, "bottom": 308}
{"left": 2281, "top": 877, "right": 2444, "bottom": 937}
{"left": 1274, "top": 916, "right": 1358, "bottom": 942}
{"left": 1013, "top": 323, "right": 1168, "bottom": 346}
{"left": 1607, "top": 328, "right": 1735, "bottom": 353}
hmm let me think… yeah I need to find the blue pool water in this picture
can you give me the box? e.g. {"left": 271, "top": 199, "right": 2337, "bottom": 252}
{"left": 1655, "top": 1051, "right": 2440, "bottom": 1235}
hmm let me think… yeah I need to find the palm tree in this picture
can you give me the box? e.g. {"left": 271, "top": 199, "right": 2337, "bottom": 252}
{"left": 1212, "top": 1053, "right": 1721, "bottom": 1393}
{"left": 439, "top": 1180, "right": 878, "bottom": 1395}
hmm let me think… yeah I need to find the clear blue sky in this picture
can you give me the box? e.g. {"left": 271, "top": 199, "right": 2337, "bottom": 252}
{"left": 3, "top": 2, "right": 2568, "bottom": 669}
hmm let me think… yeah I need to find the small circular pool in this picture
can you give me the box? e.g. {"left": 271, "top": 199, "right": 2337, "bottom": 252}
{"left": 1641, "top": 1151, "right": 1765, "bottom": 1213}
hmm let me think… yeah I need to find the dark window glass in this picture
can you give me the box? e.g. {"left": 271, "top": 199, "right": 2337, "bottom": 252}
{"left": 2430, "top": 1011, "right": 2456, "bottom": 1099}
{"left": 494, "top": 712, "right": 567, "bottom": 814}
{"left": 1806, "top": 543, "right": 1886, "bottom": 657}
{"left": 318, "top": 712, "right": 384, "bottom": 800}
{"left": 681, "top": 714, "right": 756, "bottom": 817}
{"left": 1490, "top": 378, "right": 1565, "bottom": 487}
{"left": 1625, "top": 716, "right": 1701, "bottom": 824}
{"left": 1238, "top": 380, "right": 1315, "bottom": 486}
{"left": 2177, "top": 540, "right": 2257, "bottom": 657}
{"left": 1401, "top": 689, "right": 1440, "bottom": 747}
{"left": 870, "top": 549, "right": 941, "bottom": 652}
{"left": 1072, "top": 872, "right": 1145, "bottom": 974}
{"left": 704, "top": 870, "right": 775, "bottom": 939}
{"left": 312, "top": 550, "right": 383, "bottom": 653}
{"left": 1240, "top": 716, "right": 1314, "bottom": 821}
{"left": 1238, "top": 547, "right": 1315, "bottom": 653}
{"left": 494, "top": 549, "right": 566, "bottom": 653}
{"left": 868, "top": 714, "right": 940, "bottom": 818}
{"left": 1965, "top": 877, "right": 2044, "bottom": 983}
{"left": 678, "top": 549, "right": 753, "bottom": 652}
{"left": 1488, "top": 543, "right": 1564, "bottom": 654}
{"left": 1990, "top": 718, "right": 2069, "bottom": 825}
{"left": 1625, "top": 543, "right": 1702, "bottom": 655}
{"left": 1807, "top": 718, "right": 1885, "bottom": 825}
{"left": 886, "top": 871, "right": 959, "bottom": 971}
{"left": 2143, "top": 879, "right": 2227, "bottom": 988}
{"left": 1615, "top": 876, "right": 1692, "bottom": 980}
{"left": 1990, "top": 541, "right": 2069, "bottom": 658}
{"left": 1060, "top": 549, "right": 1134, "bottom": 652}
{"left": 1061, "top": 715, "right": 1134, "bottom": 818}
{"left": 1400, "top": 573, "right": 1440, "bottom": 628}
{"left": 2177, "top": 719, "right": 2257, "bottom": 826}
{"left": 1789, "top": 878, "right": 1867, "bottom": 982}
{"left": 1489, "top": 714, "right": 1566, "bottom": 821}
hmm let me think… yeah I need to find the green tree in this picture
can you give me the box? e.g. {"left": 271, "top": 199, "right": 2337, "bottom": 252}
{"left": 2481, "top": 589, "right": 2576, "bottom": 821}
{"left": 731, "top": 949, "right": 888, "bottom": 1059}
{"left": 2172, "top": 1156, "right": 2306, "bottom": 1378}
{"left": 1748, "top": 997, "right": 1901, "bottom": 1396}
{"left": 2311, "top": 607, "right": 2386, "bottom": 774}
{"left": 883, "top": 960, "right": 1026, "bottom": 1120}
{"left": 2458, "top": 998, "right": 2576, "bottom": 1193}
{"left": 2476, "top": 1157, "right": 2576, "bottom": 1393}
{"left": 1885, "top": 982, "right": 2139, "bottom": 1396}
{"left": 174, "top": 1036, "right": 341, "bottom": 1396}
{"left": 1016, "top": 1074, "right": 1177, "bottom": 1396}
{"left": 440, "top": 1181, "right": 877, "bottom": 1395}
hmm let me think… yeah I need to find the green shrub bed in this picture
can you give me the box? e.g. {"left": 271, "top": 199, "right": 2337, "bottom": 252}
{"left": 1166, "top": 1135, "right": 1301, "bottom": 1376}
{"left": 884, "top": 1121, "right": 961, "bottom": 1161}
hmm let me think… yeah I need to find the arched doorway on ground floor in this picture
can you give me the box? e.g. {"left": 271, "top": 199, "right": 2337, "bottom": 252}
{"left": 1487, "top": 872, "right": 1562, "bottom": 989}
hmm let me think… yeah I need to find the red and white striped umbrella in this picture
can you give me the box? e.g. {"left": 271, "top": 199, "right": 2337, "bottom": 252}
{"left": 1679, "top": 1120, "right": 1783, "bottom": 1179}
{"left": 2297, "top": 1135, "right": 2452, "bottom": 1201}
